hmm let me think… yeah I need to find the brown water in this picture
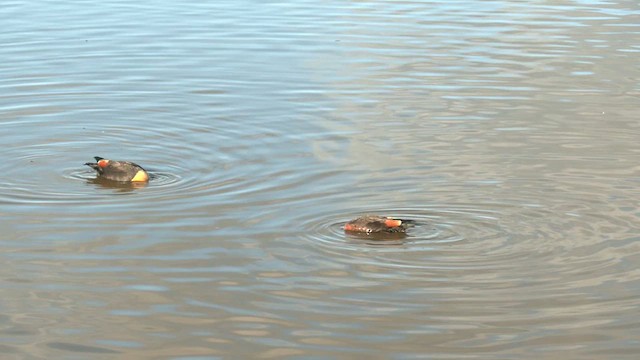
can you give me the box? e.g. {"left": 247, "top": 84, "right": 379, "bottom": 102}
{"left": 1, "top": 0, "right": 639, "bottom": 358}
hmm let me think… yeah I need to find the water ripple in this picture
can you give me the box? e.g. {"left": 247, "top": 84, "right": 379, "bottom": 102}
{"left": 1, "top": 0, "right": 639, "bottom": 358}
{"left": 297, "top": 205, "right": 507, "bottom": 270}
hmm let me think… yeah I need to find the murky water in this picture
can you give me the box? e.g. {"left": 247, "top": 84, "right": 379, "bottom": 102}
{"left": 1, "top": 0, "right": 639, "bottom": 358}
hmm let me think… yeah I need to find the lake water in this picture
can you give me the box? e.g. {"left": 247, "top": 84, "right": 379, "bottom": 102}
{"left": 1, "top": 0, "right": 639, "bottom": 358}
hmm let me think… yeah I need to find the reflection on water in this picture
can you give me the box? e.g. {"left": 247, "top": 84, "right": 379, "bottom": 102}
{"left": 1, "top": 0, "right": 639, "bottom": 358}
{"left": 87, "top": 177, "right": 149, "bottom": 191}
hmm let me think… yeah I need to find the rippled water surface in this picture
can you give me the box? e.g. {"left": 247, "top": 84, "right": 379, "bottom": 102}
{"left": 1, "top": 0, "right": 639, "bottom": 358}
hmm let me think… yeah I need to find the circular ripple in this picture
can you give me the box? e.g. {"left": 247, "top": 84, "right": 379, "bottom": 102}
{"left": 318, "top": 213, "right": 446, "bottom": 246}
{"left": 147, "top": 171, "right": 182, "bottom": 187}
{"left": 298, "top": 205, "right": 510, "bottom": 270}
{"left": 0, "top": 111, "right": 265, "bottom": 205}
{"left": 62, "top": 167, "right": 182, "bottom": 186}
{"left": 64, "top": 167, "right": 96, "bottom": 182}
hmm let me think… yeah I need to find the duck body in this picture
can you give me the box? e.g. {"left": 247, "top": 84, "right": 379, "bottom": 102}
{"left": 344, "top": 215, "right": 412, "bottom": 234}
{"left": 85, "top": 156, "right": 149, "bottom": 182}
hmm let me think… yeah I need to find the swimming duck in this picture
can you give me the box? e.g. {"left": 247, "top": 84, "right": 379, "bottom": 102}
{"left": 344, "top": 215, "right": 412, "bottom": 234}
{"left": 85, "top": 156, "right": 149, "bottom": 182}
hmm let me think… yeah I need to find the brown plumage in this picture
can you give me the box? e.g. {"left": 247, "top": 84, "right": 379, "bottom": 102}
{"left": 344, "top": 215, "right": 412, "bottom": 234}
{"left": 85, "top": 156, "right": 149, "bottom": 182}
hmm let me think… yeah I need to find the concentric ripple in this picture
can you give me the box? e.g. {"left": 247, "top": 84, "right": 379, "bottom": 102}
{"left": 0, "top": 109, "right": 283, "bottom": 206}
{"left": 311, "top": 211, "right": 449, "bottom": 246}
{"left": 147, "top": 171, "right": 182, "bottom": 187}
{"left": 297, "top": 205, "right": 513, "bottom": 270}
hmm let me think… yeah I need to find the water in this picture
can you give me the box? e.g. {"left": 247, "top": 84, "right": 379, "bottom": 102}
{"left": 1, "top": 0, "right": 639, "bottom": 358}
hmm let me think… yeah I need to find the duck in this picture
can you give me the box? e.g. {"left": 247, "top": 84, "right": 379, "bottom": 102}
{"left": 344, "top": 215, "right": 412, "bottom": 234}
{"left": 85, "top": 156, "right": 149, "bottom": 182}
